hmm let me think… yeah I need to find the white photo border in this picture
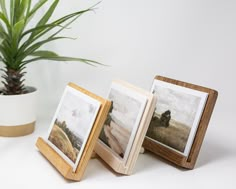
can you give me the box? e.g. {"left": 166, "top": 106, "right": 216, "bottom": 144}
{"left": 99, "top": 82, "right": 147, "bottom": 164}
{"left": 147, "top": 79, "right": 208, "bottom": 157}
{"left": 46, "top": 85, "right": 101, "bottom": 172}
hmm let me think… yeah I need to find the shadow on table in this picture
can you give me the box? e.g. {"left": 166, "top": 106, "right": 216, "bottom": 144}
{"left": 139, "top": 137, "right": 233, "bottom": 171}
{"left": 195, "top": 138, "right": 233, "bottom": 169}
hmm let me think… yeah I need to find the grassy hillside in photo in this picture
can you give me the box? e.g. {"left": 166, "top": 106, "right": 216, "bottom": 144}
{"left": 147, "top": 114, "right": 191, "bottom": 153}
{"left": 49, "top": 121, "right": 82, "bottom": 163}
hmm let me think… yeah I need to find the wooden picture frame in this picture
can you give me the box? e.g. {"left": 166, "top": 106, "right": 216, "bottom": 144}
{"left": 95, "top": 80, "right": 157, "bottom": 175}
{"left": 36, "top": 83, "right": 111, "bottom": 181}
{"left": 143, "top": 76, "right": 218, "bottom": 169}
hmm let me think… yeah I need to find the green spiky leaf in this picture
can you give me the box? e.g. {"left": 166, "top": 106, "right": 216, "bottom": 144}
{"left": 0, "top": 0, "right": 101, "bottom": 95}
{"left": 30, "top": 50, "right": 59, "bottom": 57}
{"left": 0, "top": 0, "right": 8, "bottom": 19}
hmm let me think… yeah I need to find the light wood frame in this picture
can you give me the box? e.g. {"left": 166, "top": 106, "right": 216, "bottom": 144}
{"left": 143, "top": 76, "right": 218, "bottom": 169}
{"left": 95, "top": 80, "right": 157, "bottom": 175}
{"left": 36, "top": 83, "right": 111, "bottom": 181}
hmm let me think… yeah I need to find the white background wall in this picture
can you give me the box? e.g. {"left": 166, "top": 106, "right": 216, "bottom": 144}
{"left": 24, "top": 0, "right": 235, "bottom": 121}
{"left": 1, "top": 0, "right": 235, "bottom": 188}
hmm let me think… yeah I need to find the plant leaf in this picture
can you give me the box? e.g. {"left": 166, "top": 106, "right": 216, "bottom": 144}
{"left": 0, "top": 44, "right": 11, "bottom": 65}
{"left": 17, "top": 36, "right": 69, "bottom": 62}
{"left": 18, "top": 0, "right": 30, "bottom": 21}
{"left": 12, "top": 19, "right": 25, "bottom": 51}
{"left": 27, "top": 0, "right": 48, "bottom": 23}
{"left": 36, "top": 0, "right": 59, "bottom": 27}
{"left": 25, "top": 0, "right": 31, "bottom": 20}
{"left": 19, "top": 9, "right": 92, "bottom": 53}
{"left": 13, "top": 0, "right": 21, "bottom": 24}
{"left": 10, "top": 0, "right": 15, "bottom": 25}
{"left": 0, "top": 0, "right": 8, "bottom": 19}
{"left": 0, "top": 22, "right": 6, "bottom": 35}
{"left": 0, "top": 1, "right": 103, "bottom": 74}
{"left": 21, "top": 23, "right": 56, "bottom": 38}
{"left": 30, "top": 0, "right": 59, "bottom": 38}
{"left": 30, "top": 50, "right": 59, "bottom": 57}
{"left": 21, "top": 55, "right": 102, "bottom": 67}
{"left": 0, "top": 12, "right": 11, "bottom": 30}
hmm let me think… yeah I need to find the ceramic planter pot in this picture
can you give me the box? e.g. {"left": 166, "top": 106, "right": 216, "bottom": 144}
{"left": 0, "top": 87, "right": 37, "bottom": 137}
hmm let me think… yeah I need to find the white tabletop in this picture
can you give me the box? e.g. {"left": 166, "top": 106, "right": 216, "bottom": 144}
{"left": 0, "top": 111, "right": 235, "bottom": 189}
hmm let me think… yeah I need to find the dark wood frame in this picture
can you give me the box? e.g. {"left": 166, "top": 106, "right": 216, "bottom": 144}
{"left": 143, "top": 76, "right": 218, "bottom": 169}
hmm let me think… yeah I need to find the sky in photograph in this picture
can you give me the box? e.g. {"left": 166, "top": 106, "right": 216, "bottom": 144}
{"left": 109, "top": 88, "right": 142, "bottom": 131}
{"left": 153, "top": 85, "right": 201, "bottom": 127}
{"left": 56, "top": 92, "right": 98, "bottom": 140}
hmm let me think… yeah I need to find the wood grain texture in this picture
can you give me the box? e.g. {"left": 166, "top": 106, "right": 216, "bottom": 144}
{"left": 95, "top": 80, "right": 156, "bottom": 175}
{"left": 0, "top": 122, "right": 35, "bottom": 137}
{"left": 36, "top": 83, "right": 111, "bottom": 181}
{"left": 143, "top": 76, "right": 218, "bottom": 169}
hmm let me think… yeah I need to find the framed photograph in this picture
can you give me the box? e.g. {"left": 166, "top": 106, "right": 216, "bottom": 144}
{"left": 148, "top": 79, "right": 208, "bottom": 156}
{"left": 95, "top": 80, "right": 157, "bottom": 175}
{"left": 46, "top": 84, "right": 101, "bottom": 172}
{"left": 36, "top": 83, "right": 111, "bottom": 181}
{"left": 143, "top": 76, "right": 218, "bottom": 169}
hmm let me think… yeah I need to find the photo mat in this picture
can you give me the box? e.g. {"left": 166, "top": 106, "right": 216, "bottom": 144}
{"left": 99, "top": 82, "right": 147, "bottom": 164}
{"left": 146, "top": 79, "right": 208, "bottom": 157}
{"left": 46, "top": 85, "right": 101, "bottom": 172}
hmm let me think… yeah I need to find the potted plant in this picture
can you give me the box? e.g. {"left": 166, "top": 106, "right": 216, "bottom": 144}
{"left": 0, "top": 0, "right": 100, "bottom": 137}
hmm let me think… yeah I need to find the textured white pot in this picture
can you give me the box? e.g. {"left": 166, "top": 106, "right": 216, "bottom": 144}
{"left": 0, "top": 87, "right": 37, "bottom": 137}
